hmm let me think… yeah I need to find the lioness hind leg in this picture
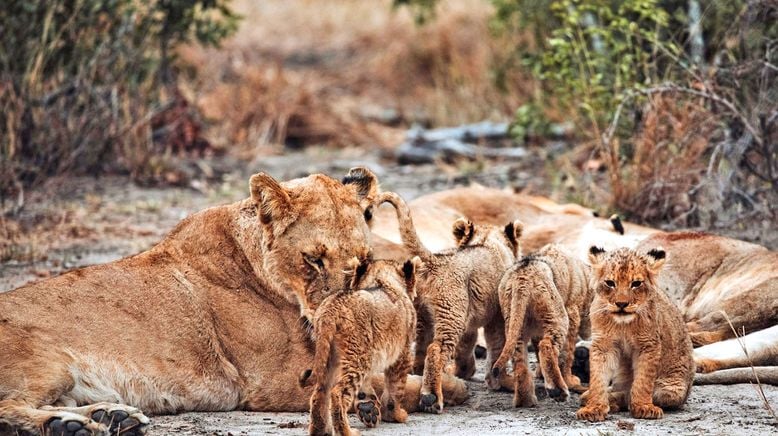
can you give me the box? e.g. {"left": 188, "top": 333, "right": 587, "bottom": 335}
{"left": 43, "top": 403, "right": 150, "bottom": 435}
{"left": 0, "top": 400, "right": 108, "bottom": 436}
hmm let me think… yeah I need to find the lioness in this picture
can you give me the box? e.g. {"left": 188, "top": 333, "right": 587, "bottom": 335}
{"left": 576, "top": 247, "right": 694, "bottom": 422}
{"left": 376, "top": 191, "right": 521, "bottom": 413}
{"left": 370, "top": 186, "right": 656, "bottom": 259}
{"left": 0, "top": 168, "right": 468, "bottom": 435}
{"left": 636, "top": 231, "right": 778, "bottom": 348}
{"left": 490, "top": 244, "right": 593, "bottom": 406}
{"left": 300, "top": 258, "right": 418, "bottom": 436}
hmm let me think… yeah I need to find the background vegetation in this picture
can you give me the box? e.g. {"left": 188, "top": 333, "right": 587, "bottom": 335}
{"left": 2, "top": 0, "right": 775, "bottom": 233}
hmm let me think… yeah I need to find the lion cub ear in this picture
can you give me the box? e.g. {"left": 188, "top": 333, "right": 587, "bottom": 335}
{"left": 347, "top": 257, "right": 368, "bottom": 290}
{"left": 250, "top": 173, "right": 292, "bottom": 225}
{"left": 588, "top": 246, "right": 606, "bottom": 267}
{"left": 343, "top": 167, "right": 379, "bottom": 202}
{"left": 646, "top": 247, "right": 666, "bottom": 273}
{"left": 452, "top": 218, "right": 474, "bottom": 247}
{"left": 504, "top": 220, "right": 524, "bottom": 256}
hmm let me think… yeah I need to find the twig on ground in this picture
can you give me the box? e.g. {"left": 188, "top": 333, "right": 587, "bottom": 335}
{"left": 720, "top": 310, "right": 777, "bottom": 423}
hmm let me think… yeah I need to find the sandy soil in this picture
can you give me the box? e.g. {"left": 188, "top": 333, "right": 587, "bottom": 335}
{"left": 2, "top": 147, "right": 777, "bottom": 435}
{"left": 148, "top": 359, "right": 778, "bottom": 435}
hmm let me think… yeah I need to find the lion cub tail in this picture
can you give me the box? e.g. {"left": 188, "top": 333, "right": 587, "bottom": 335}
{"left": 377, "top": 191, "right": 433, "bottom": 262}
{"left": 299, "top": 322, "right": 337, "bottom": 389}
{"left": 492, "top": 273, "right": 532, "bottom": 378}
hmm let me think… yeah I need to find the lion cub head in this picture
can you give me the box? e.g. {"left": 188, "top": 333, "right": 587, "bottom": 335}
{"left": 249, "top": 167, "right": 379, "bottom": 321}
{"left": 588, "top": 246, "right": 666, "bottom": 324}
{"left": 452, "top": 217, "right": 523, "bottom": 259}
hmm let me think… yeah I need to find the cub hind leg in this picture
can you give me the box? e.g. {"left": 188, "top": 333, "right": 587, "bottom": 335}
{"left": 331, "top": 362, "right": 367, "bottom": 436}
{"left": 380, "top": 343, "right": 413, "bottom": 424}
{"left": 536, "top": 291, "right": 570, "bottom": 401}
{"left": 511, "top": 341, "right": 538, "bottom": 408}
{"left": 419, "top": 303, "right": 467, "bottom": 414}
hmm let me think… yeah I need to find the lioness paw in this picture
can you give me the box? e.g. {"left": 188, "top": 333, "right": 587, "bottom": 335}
{"left": 90, "top": 405, "right": 150, "bottom": 436}
{"left": 630, "top": 403, "right": 663, "bottom": 420}
{"left": 46, "top": 413, "right": 108, "bottom": 436}
{"left": 576, "top": 405, "right": 608, "bottom": 422}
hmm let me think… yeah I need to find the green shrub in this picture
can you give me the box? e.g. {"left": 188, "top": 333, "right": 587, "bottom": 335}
{"left": 0, "top": 0, "right": 238, "bottom": 207}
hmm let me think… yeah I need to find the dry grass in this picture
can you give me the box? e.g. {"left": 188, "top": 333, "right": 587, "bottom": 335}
{"left": 178, "top": 0, "right": 533, "bottom": 152}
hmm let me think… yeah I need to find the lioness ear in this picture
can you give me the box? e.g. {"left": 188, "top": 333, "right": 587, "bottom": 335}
{"left": 588, "top": 246, "right": 606, "bottom": 266}
{"left": 609, "top": 214, "right": 625, "bottom": 235}
{"left": 452, "top": 218, "right": 474, "bottom": 247}
{"left": 250, "top": 173, "right": 291, "bottom": 225}
{"left": 504, "top": 220, "right": 524, "bottom": 256}
{"left": 342, "top": 167, "right": 379, "bottom": 202}
{"left": 646, "top": 247, "right": 666, "bottom": 273}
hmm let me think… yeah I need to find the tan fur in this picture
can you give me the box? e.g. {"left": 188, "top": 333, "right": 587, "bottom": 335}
{"left": 301, "top": 259, "right": 418, "bottom": 436}
{"left": 370, "top": 186, "right": 657, "bottom": 259}
{"left": 491, "top": 244, "right": 594, "bottom": 406}
{"left": 0, "top": 168, "right": 468, "bottom": 435}
{"left": 376, "top": 191, "right": 520, "bottom": 413}
{"left": 576, "top": 247, "right": 694, "bottom": 422}
{"left": 637, "top": 231, "right": 778, "bottom": 348}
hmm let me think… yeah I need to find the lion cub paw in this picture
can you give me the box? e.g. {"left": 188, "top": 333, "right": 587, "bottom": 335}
{"left": 419, "top": 393, "right": 443, "bottom": 414}
{"left": 576, "top": 405, "right": 608, "bottom": 422}
{"left": 630, "top": 403, "right": 663, "bottom": 420}
{"left": 355, "top": 392, "right": 381, "bottom": 428}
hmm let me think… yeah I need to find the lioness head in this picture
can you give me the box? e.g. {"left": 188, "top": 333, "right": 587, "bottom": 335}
{"left": 588, "top": 246, "right": 666, "bottom": 323}
{"left": 249, "top": 167, "right": 378, "bottom": 321}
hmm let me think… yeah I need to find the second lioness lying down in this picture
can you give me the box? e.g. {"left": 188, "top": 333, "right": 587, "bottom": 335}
{"left": 376, "top": 191, "right": 521, "bottom": 413}
{"left": 490, "top": 244, "right": 594, "bottom": 406}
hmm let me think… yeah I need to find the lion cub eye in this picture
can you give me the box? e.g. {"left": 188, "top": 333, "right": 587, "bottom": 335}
{"left": 303, "top": 254, "right": 325, "bottom": 270}
{"left": 631, "top": 280, "right": 643, "bottom": 288}
{"left": 604, "top": 280, "right": 616, "bottom": 288}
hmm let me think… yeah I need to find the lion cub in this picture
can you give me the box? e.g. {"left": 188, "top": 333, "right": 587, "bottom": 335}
{"left": 300, "top": 258, "right": 419, "bottom": 436}
{"left": 377, "top": 192, "right": 521, "bottom": 413}
{"left": 576, "top": 246, "right": 694, "bottom": 422}
{"left": 490, "top": 244, "right": 594, "bottom": 406}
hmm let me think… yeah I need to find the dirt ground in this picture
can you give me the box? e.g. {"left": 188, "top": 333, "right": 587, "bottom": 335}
{"left": 2, "top": 147, "right": 777, "bottom": 435}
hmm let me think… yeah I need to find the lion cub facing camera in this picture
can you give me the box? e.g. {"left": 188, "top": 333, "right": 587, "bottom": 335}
{"left": 576, "top": 247, "right": 694, "bottom": 422}
{"left": 300, "top": 258, "right": 419, "bottom": 436}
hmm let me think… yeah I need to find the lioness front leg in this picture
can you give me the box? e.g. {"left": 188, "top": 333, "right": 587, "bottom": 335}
{"left": 42, "top": 403, "right": 151, "bottom": 435}
{"left": 576, "top": 342, "right": 618, "bottom": 422}
{"left": 629, "top": 344, "right": 663, "bottom": 419}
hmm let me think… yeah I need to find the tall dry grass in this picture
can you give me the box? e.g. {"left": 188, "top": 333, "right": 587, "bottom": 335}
{"left": 179, "top": 0, "right": 533, "bottom": 151}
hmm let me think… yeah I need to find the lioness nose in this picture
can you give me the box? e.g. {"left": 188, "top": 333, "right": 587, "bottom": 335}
{"left": 615, "top": 302, "right": 629, "bottom": 310}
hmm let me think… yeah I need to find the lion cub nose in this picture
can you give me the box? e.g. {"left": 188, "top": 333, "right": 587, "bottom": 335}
{"left": 615, "top": 302, "right": 629, "bottom": 310}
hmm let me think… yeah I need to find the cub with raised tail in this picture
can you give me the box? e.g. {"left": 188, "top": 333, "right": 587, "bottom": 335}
{"left": 377, "top": 191, "right": 521, "bottom": 413}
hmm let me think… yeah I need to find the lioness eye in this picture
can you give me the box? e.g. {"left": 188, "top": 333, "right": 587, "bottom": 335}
{"left": 631, "top": 280, "right": 643, "bottom": 288}
{"left": 304, "top": 254, "right": 325, "bottom": 270}
{"left": 604, "top": 280, "right": 616, "bottom": 288}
